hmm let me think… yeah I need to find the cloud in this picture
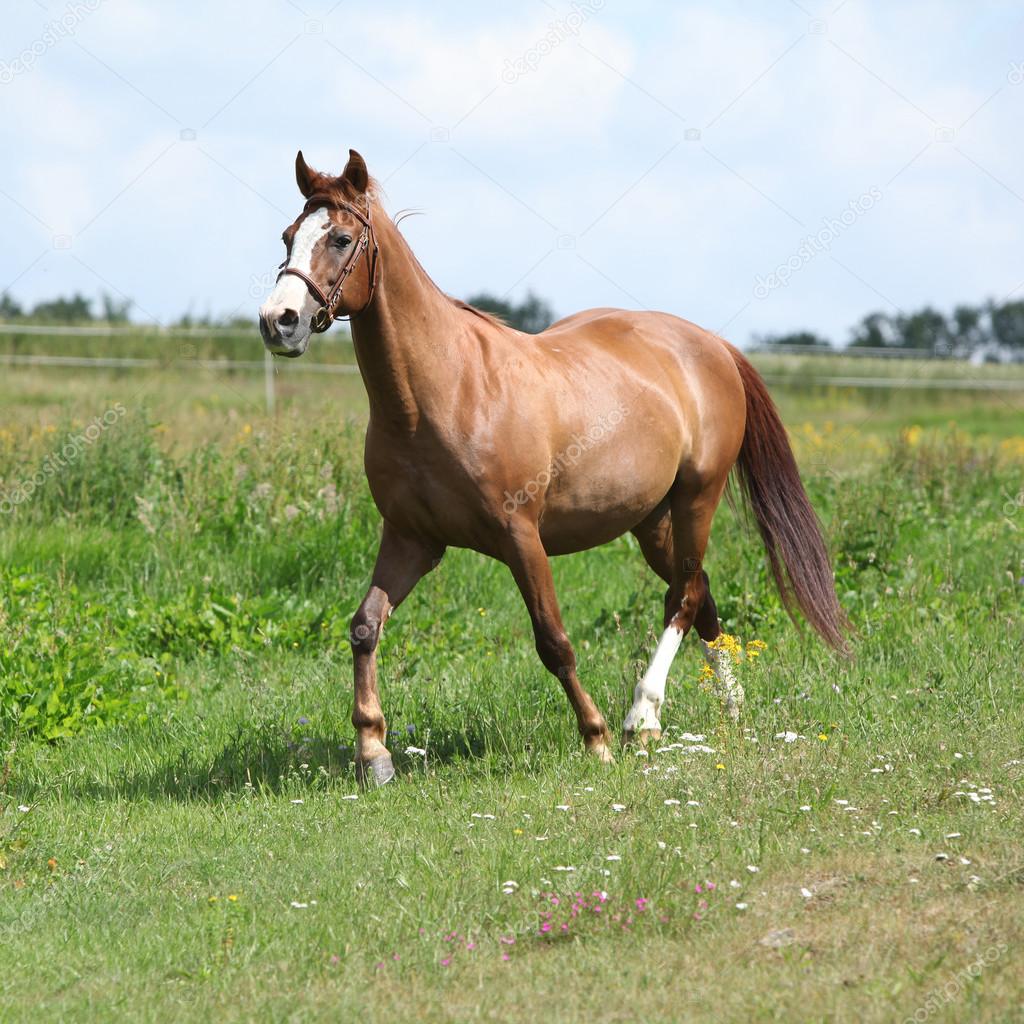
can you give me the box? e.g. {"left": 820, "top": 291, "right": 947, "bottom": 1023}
{"left": 1, "top": 0, "right": 1022, "bottom": 340}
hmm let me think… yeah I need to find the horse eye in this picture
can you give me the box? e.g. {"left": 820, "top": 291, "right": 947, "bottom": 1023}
{"left": 334, "top": 235, "right": 352, "bottom": 250}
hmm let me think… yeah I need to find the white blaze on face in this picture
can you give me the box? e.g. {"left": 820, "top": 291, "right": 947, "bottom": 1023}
{"left": 261, "top": 212, "right": 332, "bottom": 329}
{"left": 623, "top": 626, "right": 684, "bottom": 736}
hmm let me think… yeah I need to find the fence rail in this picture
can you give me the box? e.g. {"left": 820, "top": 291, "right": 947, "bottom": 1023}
{"left": 0, "top": 322, "right": 264, "bottom": 338}
{"left": 5, "top": 325, "right": 1024, "bottom": 415}
{"left": 5, "top": 353, "right": 1022, "bottom": 393}
{"left": 750, "top": 343, "right": 951, "bottom": 359}
{"left": 761, "top": 374, "right": 1024, "bottom": 391}
{"left": 1, "top": 352, "right": 358, "bottom": 373}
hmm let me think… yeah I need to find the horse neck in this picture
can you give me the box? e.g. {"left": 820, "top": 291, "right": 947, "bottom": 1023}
{"left": 350, "top": 213, "right": 466, "bottom": 431}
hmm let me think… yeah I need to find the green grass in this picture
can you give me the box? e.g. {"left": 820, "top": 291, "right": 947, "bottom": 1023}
{"left": 1, "top": 359, "right": 1023, "bottom": 1022}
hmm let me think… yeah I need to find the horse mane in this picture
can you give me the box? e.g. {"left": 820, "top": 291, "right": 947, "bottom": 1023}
{"left": 320, "top": 184, "right": 506, "bottom": 330}
{"left": 446, "top": 297, "right": 508, "bottom": 328}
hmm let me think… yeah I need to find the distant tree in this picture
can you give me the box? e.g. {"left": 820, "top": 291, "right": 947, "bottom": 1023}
{"left": 465, "top": 290, "right": 556, "bottom": 333}
{"left": 757, "top": 330, "right": 832, "bottom": 348}
{"left": 99, "top": 292, "right": 133, "bottom": 324}
{"left": 172, "top": 311, "right": 214, "bottom": 328}
{"left": 848, "top": 312, "right": 897, "bottom": 348}
{"left": 0, "top": 293, "right": 23, "bottom": 320}
{"left": 894, "top": 307, "right": 951, "bottom": 353}
{"left": 948, "top": 304, "right": 990, "bottom": 358}
{"left": 221, "top": 314, "right": 257, "bottom": 329}
{"left": 513, "top": 292, "right": 557, "bottom": 334}
{"left": 30, "top": 293, "right": 94, "bottom": 323}
{"left": 989, "top": 300, "right": 1024, "bottom": 353}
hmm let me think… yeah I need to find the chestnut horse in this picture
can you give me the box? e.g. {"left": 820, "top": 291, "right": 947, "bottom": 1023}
{"left": 259, "top": 149, "right": 847, "bottom": 785}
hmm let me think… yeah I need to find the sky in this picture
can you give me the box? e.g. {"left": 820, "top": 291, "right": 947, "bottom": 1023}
{"left": 2, "top": 0, "right": 1023, "bottom": 346}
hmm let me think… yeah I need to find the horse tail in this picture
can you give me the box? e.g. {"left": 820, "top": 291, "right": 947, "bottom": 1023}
{"left": 725, "top": 343, "right": 850, "bottom": 653}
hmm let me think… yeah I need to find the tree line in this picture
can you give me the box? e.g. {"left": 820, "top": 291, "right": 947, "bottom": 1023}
{"left": 757, "top": 298, "right": 1024, "bottom": 359}
{"left": 0, "top": 290, "right": 557, "bottom": 334}
{"left": 0, "top": 291, "right": 134, "bottom": 325}
{"left": 6, "top": 288, "right": 1022, "bottom": 358}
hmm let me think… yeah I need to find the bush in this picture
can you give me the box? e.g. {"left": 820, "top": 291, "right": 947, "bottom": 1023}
{"left": 0, "top": 569, "right": 180, "bottom": 740}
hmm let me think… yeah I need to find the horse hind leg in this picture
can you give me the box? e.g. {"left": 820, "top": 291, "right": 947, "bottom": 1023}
{"left": 624, "top": 482, "right": 740, "bottom": 742}
{"left": 692, "top": 564, "right": 744, "bottom": 721}
{"left": 624, "top": 503, "right": 673, "bottom": 743}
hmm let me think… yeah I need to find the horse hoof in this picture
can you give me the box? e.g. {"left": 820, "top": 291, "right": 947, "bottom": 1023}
{"left": 356, "top": 754, "right": 395, "bottom": 788}
{"left": 588, "top": 741, "right": 615, "bottom": 765}
{"left": 622, "top": 727, "right": 661, "bottom": 747}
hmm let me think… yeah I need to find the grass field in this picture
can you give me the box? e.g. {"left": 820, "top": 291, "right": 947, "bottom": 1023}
{"left": 1, "top": 343, "right": 1023, "bottom": 1022}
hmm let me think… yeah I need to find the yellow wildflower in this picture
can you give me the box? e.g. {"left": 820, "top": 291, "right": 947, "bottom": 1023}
{"left": 707, "top": 633, "right": 742, "bottom": 658}
{"left": 745, "top": 639, "right": 767, "bottom": 660}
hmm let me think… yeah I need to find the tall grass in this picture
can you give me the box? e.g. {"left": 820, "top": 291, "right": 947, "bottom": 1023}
{"left": 1, "top": 383, "right": 1022, "bottom": 1021}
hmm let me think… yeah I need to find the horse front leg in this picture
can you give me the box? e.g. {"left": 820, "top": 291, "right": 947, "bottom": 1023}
{"left": 350, "top": 522, "right": 443, "bottom": 786}
{"left": 501, "top": 519, "right": 613, "bottom": 763}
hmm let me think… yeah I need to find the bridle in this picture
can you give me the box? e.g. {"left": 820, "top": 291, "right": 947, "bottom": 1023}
{"left": 277, "top": 196, "right": 380, "bottom": 332}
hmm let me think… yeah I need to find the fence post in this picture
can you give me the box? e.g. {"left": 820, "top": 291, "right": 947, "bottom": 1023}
{"left": 264, "top": 349, "right": 275, "bottom": 415}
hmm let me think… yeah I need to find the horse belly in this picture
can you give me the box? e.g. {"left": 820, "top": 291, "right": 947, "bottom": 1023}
{"left": 535, "top": 447, "right": 678, "bottom": 555}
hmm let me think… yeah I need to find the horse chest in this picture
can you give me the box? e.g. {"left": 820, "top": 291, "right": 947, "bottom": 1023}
{"left": 364, "top": 437, "right": 481, "bottom": 545}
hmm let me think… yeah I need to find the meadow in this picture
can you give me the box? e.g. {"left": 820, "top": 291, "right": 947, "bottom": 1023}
{"left": 1, "top": 341, "right": 1022, "bottom": 1022}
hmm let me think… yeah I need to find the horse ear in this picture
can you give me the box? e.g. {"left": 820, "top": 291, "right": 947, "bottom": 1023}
{"left": 295, "top": 150, "right": 317, "bottom": 198}
{"left": 341, "top": 149, "right": 369, "bottom": 193}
